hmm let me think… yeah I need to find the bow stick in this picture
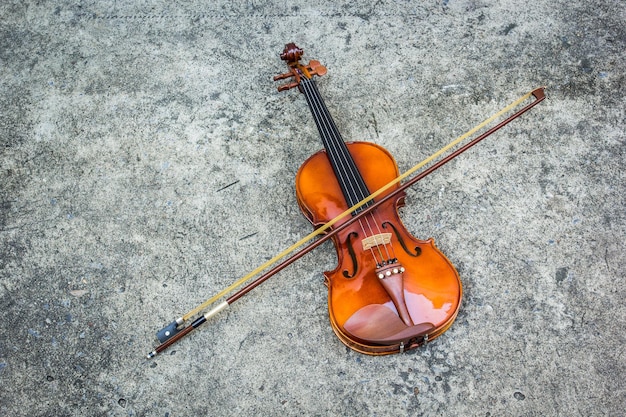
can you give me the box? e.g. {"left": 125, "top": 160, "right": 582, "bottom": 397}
{"left": 147, "top": 86, "right": 546, "bottom": 359}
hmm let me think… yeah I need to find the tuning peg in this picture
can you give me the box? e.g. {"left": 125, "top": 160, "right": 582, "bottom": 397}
{"left": 307, "top": 60, "right": 327, "bottom": 77}
{"left": 274, "top": 67, "right": 300, "bottom": 91}
{"left": 277, "top": 81, "right": 300, "bottom": 92}
{"left": 273, "top": 71, "right": 295, "bottom": 81}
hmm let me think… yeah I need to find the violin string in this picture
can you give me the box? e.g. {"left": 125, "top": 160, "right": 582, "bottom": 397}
{"left": 304, "top": 78, "right": 394, "bottom": 264}
{"left": 302, "top": 79, "right": 365, "bottom": 207}
{"left": 301, "top": 78, "right": 380, "bottom": 263}
{"left": 304, "top": 81, "right": 395, "bottom": 263}
{"left": 305, "top": 78, "right": 396, "bottom": 264}
{"left": 306, "top": 80, "right": 396, "bottom": 263}
{"left": 301, "top": 78, "right": 386, "bottom": 265}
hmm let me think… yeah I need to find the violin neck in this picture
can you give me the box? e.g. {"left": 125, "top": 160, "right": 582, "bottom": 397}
{"left": 300, "top": 78, "right": 373, "bottom": 212}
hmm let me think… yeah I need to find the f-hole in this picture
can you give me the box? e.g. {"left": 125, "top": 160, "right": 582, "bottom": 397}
{"left": 382, "top": 222, "right": 422, "bottom": 257}
{"left": 342, "top": 232, "right": 359, "bottom": 278}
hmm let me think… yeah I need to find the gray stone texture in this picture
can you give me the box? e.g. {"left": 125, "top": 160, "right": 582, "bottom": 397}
{"left": 1, "top": 1, "right": 624, "bottom": 416}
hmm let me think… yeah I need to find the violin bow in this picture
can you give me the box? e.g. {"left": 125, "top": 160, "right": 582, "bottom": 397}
{"left": 147, "top": 86, "right": 546, "bottom": 359}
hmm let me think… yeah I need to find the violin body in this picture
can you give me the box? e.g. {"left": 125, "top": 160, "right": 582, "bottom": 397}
{"left": 296, "top": 141, "right": 461, "bottom": 354}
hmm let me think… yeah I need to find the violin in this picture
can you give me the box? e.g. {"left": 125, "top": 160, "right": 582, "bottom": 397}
{"left": 146, "top": 44, "right": 545, "bottom": 359}
{"left": 276, "top": 43, "right": 461, "bottom": 354}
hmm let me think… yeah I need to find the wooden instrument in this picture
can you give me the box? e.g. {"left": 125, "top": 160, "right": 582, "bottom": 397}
{"left": 277, "top": 43, "right": 461, "bottom": 354}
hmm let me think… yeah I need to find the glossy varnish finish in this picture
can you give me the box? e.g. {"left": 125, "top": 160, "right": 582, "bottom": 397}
{"left": 296, "top": 141, "right": 462, "bottom": 354}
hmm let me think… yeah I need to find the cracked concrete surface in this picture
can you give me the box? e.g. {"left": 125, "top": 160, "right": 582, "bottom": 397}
{"left": 1, "top": 1, "right": 624, "bottom": 415}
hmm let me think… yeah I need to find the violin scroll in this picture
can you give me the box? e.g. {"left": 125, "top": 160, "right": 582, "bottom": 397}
{"left": 280, "top": 43, "right": 304, "bottom": 62}
{"left": 274, "top": 43, "right": 327, "bottom": 92}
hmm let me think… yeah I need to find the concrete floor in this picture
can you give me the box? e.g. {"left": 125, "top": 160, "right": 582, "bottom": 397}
{"left": 1, "top": 1, "right": 624, "bottom": 416}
